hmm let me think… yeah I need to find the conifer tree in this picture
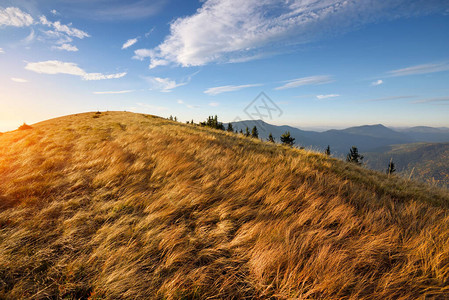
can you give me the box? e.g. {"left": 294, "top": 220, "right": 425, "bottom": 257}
{"left": 174, "top": 116, "right": 177, "bottom": 122}
{"left": 251, "top": 126, "right": 258, "bottom": 138}
{"left": 245, "top": 127, "right": 250, "bottom": 137}
{"left": 387, "top": 158, "right": 396, "bottom": 175}
{"left": 325, "top": 145, "right": 331, "bottom": 156}
{"left": 280, "top": 131, "right": 295, "bottom": 146}
{"left": 346, "top": 146, "right": 364, "bottom": 165}
{"left": 239, "top": 129, "right": 243, "bottom": 134}
{"left": 227, "top": 123, "right": 234, "bottom": 132}
{"left": 268, "top": 132, "right": 275, "bottom": 143}
{"left": 169, "top": 115, "right": 173, "bottom": 121}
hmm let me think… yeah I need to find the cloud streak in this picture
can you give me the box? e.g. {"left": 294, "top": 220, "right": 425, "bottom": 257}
{"left": 145, "top": 77, "right": 187, "bottom": 92}
{"left": 388, "top": 62, "right": 449, "bottom": 76}
{"left": 204, "top": 84, "right": 262, "bottom": 95}
{"left": 144, "top": 0, "right": 446, "bottom": 68}
{"left": 0, "top": 7, "right": 33, "bottom": 27}
{"left": 25, "top": 60, "right": 126, "bottom": 81}
{"left": 11, "top": 78, "right": 28, "bottom": 83}
{"left": 361, "top": 95, "right": 415, "bottom": 102}
{"left": 40, "top": 16, "right": 89, "bottom": 39}
{"left": 275, "top": 76, "right": 333, "bottom": 90}
{"left": 122, "top": 38, "right": 138, "bottom": 49}
{"left": 316, "top": 94, "right": 339, "bottom": 99}
{"left": 93, "top": 90, "right": 135, "bottom": 95}
{"left": 412, "top": 97, "right": 449, "bottom": 104}
{"left": 53, "top": 43, "right": 78, "bottom": 52}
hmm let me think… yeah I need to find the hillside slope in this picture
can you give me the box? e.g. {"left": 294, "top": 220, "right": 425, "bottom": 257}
{"left": 1, "top": 112, "right": 449, "bottom": 299}
{"left": 365, "top": 142, "right": 449, "bottom": 188}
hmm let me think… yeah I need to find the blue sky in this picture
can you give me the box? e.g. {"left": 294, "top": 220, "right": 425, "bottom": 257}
{"left": 1, "top": 0, "right": 449, "bottom": 131}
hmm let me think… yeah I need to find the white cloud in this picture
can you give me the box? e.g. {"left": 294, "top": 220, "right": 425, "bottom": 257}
{"left": 53, "top": 43, "right": 78, "bottom": 52}
{"left": 133, "top": 48, "right": 154, "bottom": 60}
{"left": 209, "top": 102, "right": 220, "bottom": 107}
{"left": 371, "top": 79, "right": 383, "bottom": 86}
{"left": 275, "top": 75, "right": 334, "bottom": 90}
{"left": 204, "top": 84, "right": 262, "bottom": 95}
{"left": 21, "top": 29, "right": 35, "bottom": 44}
{"left": 0, "top": 48, "right": 4, "bottom": 54}
{"left": 39, "top": 16, "right": 89, "bottom": 39}
{"left": 388, "top": 62, "right": 449, "bottom": 77}
{"left": 145, "top": 76, "right": 187, "bottom": 92}
{"left": 93, "top": 90, "right": 135, "bottom": 95}
{"left": 144, "top": 0, "right": 445, "bottom": 68}
{"left": 122, "top": 38, "right": 138, "bottom": 49}
{"left": 11, "top": 77, "right": 28, "bottom": 83}
{"left": 50, "top": 10, "right": 59, "bottom": 16}
{"left": 361, "top": 95, "right": 415, "bottom": 102}
{"left": 316, "top": 94, "right": 339, "bottom": 99}
{"left": 25, "top": 60, "right": 126, "bottom": 81}
{"left": 0, "top": 7, "right": 34, "bottom": 27}
{"left": 177, "top": 99, "right": 184, "bottom": 104}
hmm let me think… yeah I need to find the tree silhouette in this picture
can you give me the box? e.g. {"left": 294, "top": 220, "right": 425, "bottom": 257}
{"left": 245, "top": 127, "right": 250, "bottom": 137}
{"left": 325, "top": 145, "right": 331, "bottom": 156}
{"left": 280, "top": 131, "right": 295, "bottom": 146}
{"left": 200, "top": 115, "right": 225, "bottom": 130}
{"left": 346, "top": 146, "right": 364, "bottom": 165}
{"left": 386, "top": 158, "right": 396, "bottom": 175}
{"left": 227, "top": 123, "right": 234, "bottom": 132}
{"left": 251, "top": 126, "right": 259, "bottom": 139}
{"left": 268, "top": 132, "right": 275, "bottom": 143}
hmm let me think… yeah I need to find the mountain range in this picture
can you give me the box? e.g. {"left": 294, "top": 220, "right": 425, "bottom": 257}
{"left": 230, "top": 120, "right": 449, "bottom": 154}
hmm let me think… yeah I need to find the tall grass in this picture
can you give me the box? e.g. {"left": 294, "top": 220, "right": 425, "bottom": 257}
{"left": 0, "top": 111, "right": 448, "bottom": 299}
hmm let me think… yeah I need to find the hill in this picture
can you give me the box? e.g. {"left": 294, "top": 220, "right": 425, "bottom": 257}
{"left": 1, "top": 112, "right": 449, "bottom": 299}
{"left": 365, "top": 142, "right": 449, "bottom": 188}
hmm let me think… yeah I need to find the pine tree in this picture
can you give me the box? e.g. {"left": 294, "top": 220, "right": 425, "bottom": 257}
{"left": 280, "top": 131, "right": 295, "bottom": 146}
{"left": 174, "top": 116, "right": 177, "bottom": 122}
{"left": 325, "top": 145, "right": 331, "bottom": 156}
{"left": 239, "top": 129, "right": 243, "bottom": 134}
{"left": 386, "top": 158, "right": 396, "bottom": 175}
{"left": 346, "top": 146, "right": 364, "bottom": 165}
{"left": 245, "top": 127, "right": 250, "bottom": 137}
{"left": 268, "top": 132, "right": 275, "bottom": 143}
{"left": 169, "top": 115, "right": 173, "bottom": 121}
{"left": 227, "top": 123, "right": 234, "bottom": 132}
{"left": 251, "top": 126, "right": 258, "bottom": 138}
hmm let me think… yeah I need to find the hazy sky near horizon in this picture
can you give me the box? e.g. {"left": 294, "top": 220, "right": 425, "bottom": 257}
{"left": 1, "top": 0, "right": 449, "bottom": 131}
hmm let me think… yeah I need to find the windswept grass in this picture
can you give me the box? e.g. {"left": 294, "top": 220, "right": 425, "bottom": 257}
{"left": 0, "top": 111, "right": 449, "bottom": 299}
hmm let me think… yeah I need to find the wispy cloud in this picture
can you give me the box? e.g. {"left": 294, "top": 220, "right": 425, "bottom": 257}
{"left": 0, "top": 7, "right": 34, "bottom": 27}
{"left": 361, "top": 95, "right": 415, "bottom": 102}
{"left": 145, "top": 77, "right": 187, "bottom": 92}
{"left": 133, "top": 49, "right": 154, "bottom": 61}
{"left": 0, "top": 48, "right": 4, "bottom": 54}
{"left": 93, "top": 90, "right": 135, "bottom": 95}
{"left": 412, "top": 97, "right": 449, "bottom": 104}
{"left": 388, "top": 62, "right": 449, "bottom": 77}
{"left": 316, "top": 94, "right": 339, "bottom": 99}
{"left": 50, "top": 9, "right": 59, "bottom": 16}
{"left": 275, "top": 75, "right": 334, "bottom": 90}
{"left": 144, "top": 0, "right": 445, "bottom": 68}
{"left": 204, "top": 84, "right": 262, "bottom": 95}
{"left": 53, "top": 43, "right": 78, "bottom": 52}
{"left": 25, "top": 60, "right": 126, "bottom": 81}
{"left": 11, "top": 78, "right": 28, "bottom": 83}
{"left": 209, "top": 102, "right": 219, "bottom": 107}
{"left": 371, "top": 79, "right": 383, "bottom": 86}
{"left": 40, "top": 16, "right": 89, "bottom": 39}
{"left": 122, "top": 38, "right": 138, "bottom": 49}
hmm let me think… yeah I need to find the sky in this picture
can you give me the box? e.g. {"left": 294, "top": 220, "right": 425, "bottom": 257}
{"left": 1, "top": 0, "right": 449, "bottom": 132}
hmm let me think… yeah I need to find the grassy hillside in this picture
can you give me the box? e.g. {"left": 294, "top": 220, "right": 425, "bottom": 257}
{"left": 365, "top": 142, "right": 449, "bottom": 188}
{"left": 1, "top": 111, "right": 449, "bottom": 299}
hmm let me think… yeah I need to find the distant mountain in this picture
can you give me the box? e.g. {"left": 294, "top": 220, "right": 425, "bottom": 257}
{"left": 396, "top": 127, "right": 449, "bottom": 143}
{"left": 229, "top": 120, "right": 419, "bottom": 154}
{"left": 365, "top": 142, "right": 449, "bottom": 188}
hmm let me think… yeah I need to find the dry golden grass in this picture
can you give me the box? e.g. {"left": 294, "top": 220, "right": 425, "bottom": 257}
{"left": 1, "top": 111, "right": 449, "bottom": 299}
